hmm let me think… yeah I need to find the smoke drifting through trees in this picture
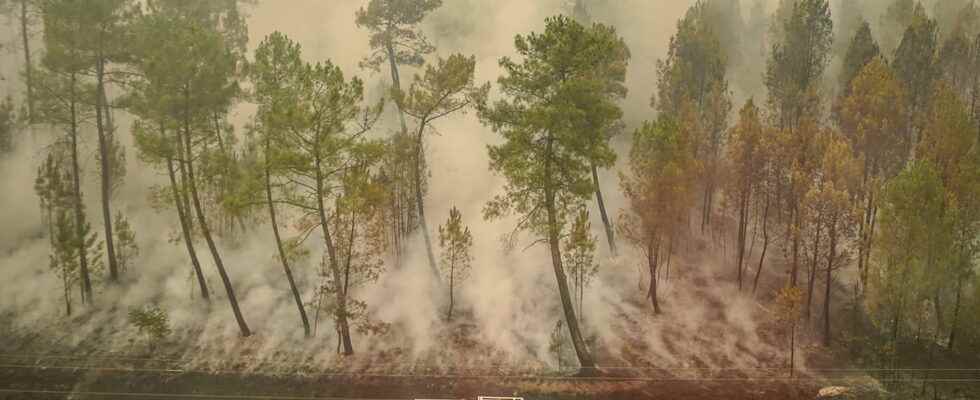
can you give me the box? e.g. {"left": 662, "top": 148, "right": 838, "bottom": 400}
{"left": 1, "top": 1, "right": 980, "bottom": 388}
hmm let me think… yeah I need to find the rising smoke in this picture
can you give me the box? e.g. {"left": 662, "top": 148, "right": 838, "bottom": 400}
{"left": 0, "top": 0, "right": 910, "bottom": 373}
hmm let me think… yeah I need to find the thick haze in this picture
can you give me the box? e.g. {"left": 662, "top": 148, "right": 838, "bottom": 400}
{"left": 0, "top": 0, "right": 920, "bottom": 372}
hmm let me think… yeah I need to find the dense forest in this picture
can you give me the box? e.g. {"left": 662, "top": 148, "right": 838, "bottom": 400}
{"left": 1, "top": 0, "right": 980, "bottom": 398}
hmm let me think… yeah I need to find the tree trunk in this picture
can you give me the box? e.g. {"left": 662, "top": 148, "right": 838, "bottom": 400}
{"left": 947, "top": 278, "right": 963, "bottom": 351}
{"left": 647, "top": 239, "right": 661, "bottom": 314}
{"left": 933, "top": 290, "right": 944, "bottom": 341}
{"left": 183, "top": 98, "right": 250, "bottom": 337}
{"left": 544, "top": 137, "right": 596, "bottom": 374}
{"left": 789, "top": 323, "right": 796, "bottom": 377}
{"left": 859, "top": 189, "right": 876, "bottom": 295}
{"left": 823, "top": 224, "right": 836, "bottom": 347}
{"left": 547, "top": 199, "right": 597, "bottom": 374}
{"left": 892, "top": 300, "right": 903, "bottom": 345}
{"left": 20, "top": 0, "right": 34, "bottom": 122}
{"left": 857, "top": 170, "right": 868, "bottom": 294}
{"left": 863, "top": 202, "right": 877, "bottom": 292}
{"left": 577, "top": 265, "right": 584, "bottom": 324}
{"left": 175, "top": 129, "right": 194, "bottom": 229}
{"left": 790, "top": 209, "right": 801, "bottom": 287}
{"left": 412, "top": 125, "right": 439, "bottom": 276}
{"left": 68, "top": 72, "right": 92, "bottom": 304}
{"left": 591, "top": 164, "right": 617, "bottom": 256}
{"left": 95, "top": 56, "right": 119, "bottom": 283}
{"left": 166, "top": 150, "right": 209, "bottom": 302}
{"left": 385, "top": 42, "right": 414, "bottom": 270}
{"left": 736, "top": 189, "right": 750, "bottom": 290}
{"left": 447, "top": 256, "right": 455, "bottom": 321}
{"left": 701, "top": 178, "right": 713, "bottom": 234}
{"left": 63, "top": 271, "right": 72, "bottom": 317}
{"left": 805, "top": 225, "right": 821, "bottom": 322}
{"left": 314, "top": 156, "right": 353, "bottom": 355}
{"left": 752, "top": 194, "right": 771, "bottom": 295}
{"left": 385, "top": 43, "right": 408, "bottom": 134}
{"left": 265, "top": 138, "right": 311, "bottom": 337}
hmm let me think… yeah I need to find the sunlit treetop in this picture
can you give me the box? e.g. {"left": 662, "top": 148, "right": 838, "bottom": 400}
{"left": 478, "top": 15, "right": 628, "bottom": 236}
{"left": 355, "top": 0, "right": 443, "bottom": 71}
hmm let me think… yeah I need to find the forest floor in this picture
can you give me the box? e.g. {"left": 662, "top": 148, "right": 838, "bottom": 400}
{"left": 3, "top": 224, "right": 968, "bottom": 399}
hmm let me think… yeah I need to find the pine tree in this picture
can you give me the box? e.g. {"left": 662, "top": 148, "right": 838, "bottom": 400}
{"left": 568, "top": 0, "right": 630, "bottom": 257}
{"left": 656, "top": 0, "right": 731, "bottom": 232}
{"left": 764, "top": 0, "right": 833, "bottom": 288}
{"left": 893, "top": 5, "right": 938, "bottom": 153}
{"left": 563, "top": 209, "right": 598, "bottom": 322}
{"left": 113, "top": 212, "right": 138, "bottom": 276}
{"left": 774, "top": 286, "right": 803, "bottom": 376}
{"left": 476, "top": 15, "right": 627, "bottom": 374}
{"left": 255, "top": 48, "right": 384, "bottom": 353}
{"left": 0, "top": 0, "right": 38, "bottom": 121}
{"left": 35, "top": 2, "right": 98, "bottom": 303}
{"left": 251, "top": 31, "right": 313, "bottom": 337}
{"left": 0, "top": 96, "right": 15, "bottom": 154}
{"left": 619, "top": 116, "right": 698, "bottom": 314}
{"left": 356, "top": 0, "right": 444, "bottom": 264}
{"left": 839, "top": 58, "right": 908, "bottom": 295}
{"left": 400, "top": 54, "right": 486, "bottom": 276}
{"left": 127, "top": 1, "right": 251, "bottom": 335}
{"left": 838, "top": 20, "right": 879, "bottom": 97}
{"left": 437, "top": 206, "right": 473, "bottom": 321}
{"left": 726, "top": 99, "right": 768, "bottom": 291}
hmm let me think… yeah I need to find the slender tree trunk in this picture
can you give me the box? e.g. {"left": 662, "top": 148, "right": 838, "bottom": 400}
{"left": 340, "top": 205, "right": 356, "bottom": 348}
{"left": 577, "top": 266, "right": 584, "bottom": 324}
{"left": 933, "top": 289, "right": 944, "bottom": 341}
{"left": 412, "top": 125, "right": 439, "bottom": 276}
{"left": 20, "top": 0, "right": 34, "bottom": 122}
{"left": 265, "top": 138, "right": 311, "bottom": 337}
{"left": 892, "top": 296, "right": 904, "bottom": 345}
{"left": 68, "top": 72, "right": 92, "bottom": 304}
{"left": 95, "top": 56, "right": 119, "bottom": 283}
{"left": 175, "top": 130, "right": 194, "bottom": 228}
{"left": 806, "top": 225, "right": 821, "bottom": 322}
{"left": 384, "top": 42, "right": 414, "bottom": 270}
{"left": 789, "top": 322, "right": 796, "bottom": 377}
{"left": 859, "top": 189, "right": 876, "bottom": 294}
{"left": 857, "top": 170, "right": 868, "bottom": 293}
{"left": 736, "top": 188, "right": 750, "bottom": 290}
{"left": 790, "top": 209, "right": 801, "bottom": 287}
{"left": 166, "top": 150, "right": 209, "bottom": 302}
{"left": 63, "top": 270, "right": 72, "bottom": 317}
{"left": 752, "top": 194, "right": 771, "bottom": 295}
{"left": 547, "top": 198, "right": 597, "bottom": 374}
{"left": 823, "top": 223, "right": 836, "bottom": 346}
{"left": 947, "top": 278, "right": 963, "bottom": 351}
{"left": 183, "top": 95, "right": 250, "bottom": 337}
{"left": 385, "top": 43, "right": 408, "bottom": 134}
{"left": 314, "top": 156, "right": 353, "bottom": 355}
{"left": 647, "top": 239, "right": 661, "bottom": 314}
{"left": 544, "top": 138, "right": 596, "bottom": 374}
{"left": 447, "top": 255, "right": 455, "bottom": 321}
{"left": 864, "top": 203, "right": 876, "bottom": 278}
{"left": 591, "top": 164, "right": 616, "bottom": 256}
{"left": 701, "top": 177, "right": 714, "bottom": 234}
